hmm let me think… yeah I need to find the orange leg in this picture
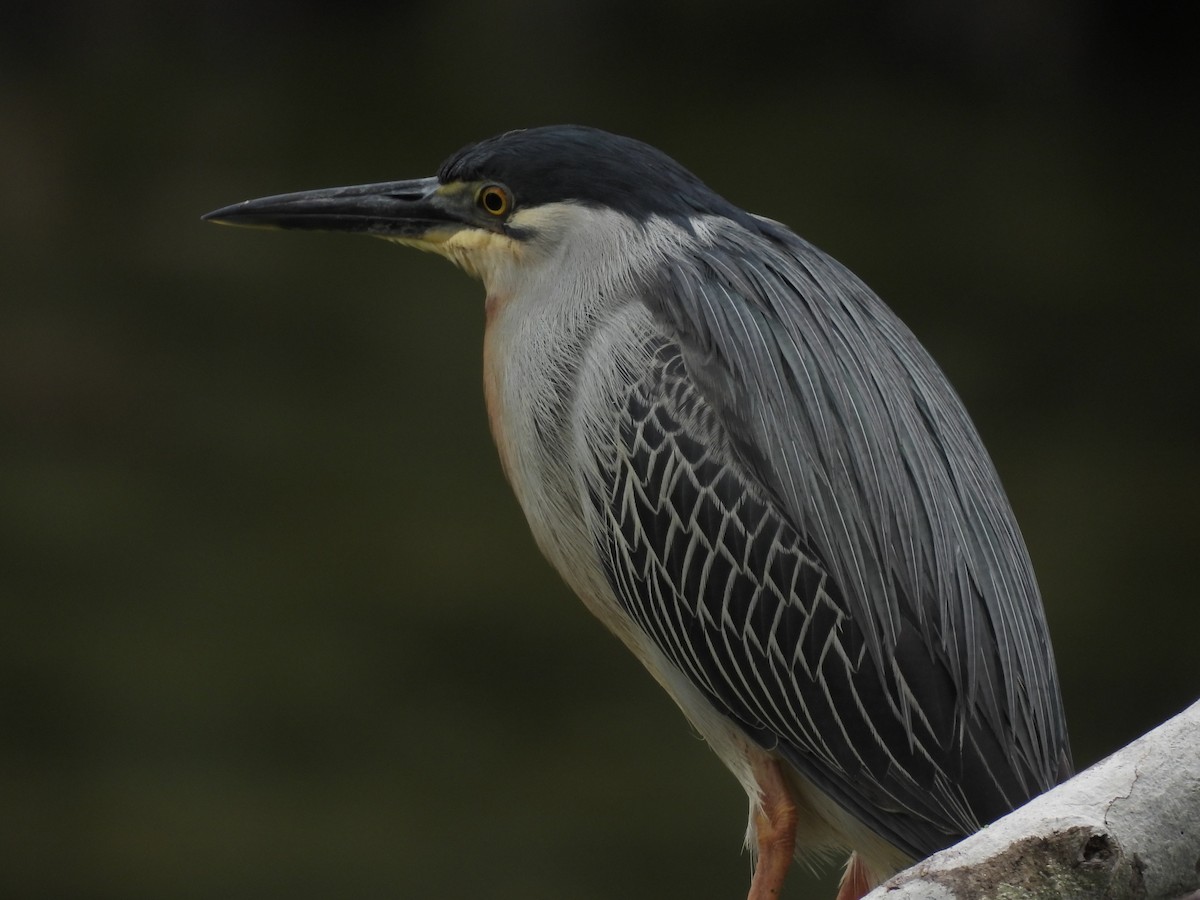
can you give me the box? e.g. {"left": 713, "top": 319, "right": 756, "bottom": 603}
{"left": 746, "top": 757, "right": 798, "bottom": 900}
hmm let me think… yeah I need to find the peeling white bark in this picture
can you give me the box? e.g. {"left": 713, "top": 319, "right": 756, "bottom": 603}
{"left": 865, "top": 700, "right": 1200, "bottom": 900}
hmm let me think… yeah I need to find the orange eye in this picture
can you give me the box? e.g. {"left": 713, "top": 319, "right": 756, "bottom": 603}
{"left": 478, "top": 184, "right": 511, "bottom": 217}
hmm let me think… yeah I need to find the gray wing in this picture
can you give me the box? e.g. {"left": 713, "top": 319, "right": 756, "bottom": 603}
{"left": 594, "top": 219, "right": 1071, "bottom": 859}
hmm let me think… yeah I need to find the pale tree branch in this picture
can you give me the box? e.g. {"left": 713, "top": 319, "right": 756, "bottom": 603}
{"left": 865, "top": 700, "right": 1200, "bottom": 900}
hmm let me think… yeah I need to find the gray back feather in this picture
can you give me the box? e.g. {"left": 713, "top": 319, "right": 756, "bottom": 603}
{"left": 641, "top": 216, "right": 1070, "bottom": 795}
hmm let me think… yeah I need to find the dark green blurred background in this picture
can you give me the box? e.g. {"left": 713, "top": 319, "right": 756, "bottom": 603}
{"left": 3, "top": 3, "right": 1197, "bottom": 898}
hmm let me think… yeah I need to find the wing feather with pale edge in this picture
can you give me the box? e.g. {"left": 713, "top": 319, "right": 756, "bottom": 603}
{"left": 593, "top": 217, "right": 1071, "bottom": 860}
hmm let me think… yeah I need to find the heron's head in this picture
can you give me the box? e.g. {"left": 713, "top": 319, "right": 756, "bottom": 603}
{"left": 203, "top": 125, "right": 754, "bottom": 292}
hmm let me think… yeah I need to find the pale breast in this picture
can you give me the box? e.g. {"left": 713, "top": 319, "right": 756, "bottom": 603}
{"left": 480, "top": 287, "right": 661, "bottom": 644}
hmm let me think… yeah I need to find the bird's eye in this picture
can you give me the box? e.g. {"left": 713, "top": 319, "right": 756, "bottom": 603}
{"left": 477, "top": 185, "right": 511, "bottom": 217}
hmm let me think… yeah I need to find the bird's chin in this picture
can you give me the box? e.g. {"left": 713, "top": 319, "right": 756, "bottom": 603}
{"left": 382, "top": 226, "right": 523, "bottom": 285}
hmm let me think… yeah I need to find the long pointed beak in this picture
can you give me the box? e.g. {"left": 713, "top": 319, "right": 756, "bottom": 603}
{"left": 202, "top": 176, "right": 459, "bottom": 239}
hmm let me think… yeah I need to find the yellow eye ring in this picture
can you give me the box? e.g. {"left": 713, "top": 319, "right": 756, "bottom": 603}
{"left": 478, "top": 184, "right": 511, "bottom": 217}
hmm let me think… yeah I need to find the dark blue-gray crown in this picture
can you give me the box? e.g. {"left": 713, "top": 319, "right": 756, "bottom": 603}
{"left": 438, "top": 125, "right": 756, "bottom": 226}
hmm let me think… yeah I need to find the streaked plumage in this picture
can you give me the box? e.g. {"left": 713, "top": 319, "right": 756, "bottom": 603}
{"left": 204, "top": 124, "right": 1072, "bottom": 898}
